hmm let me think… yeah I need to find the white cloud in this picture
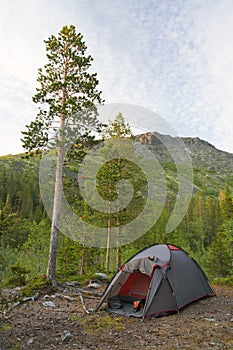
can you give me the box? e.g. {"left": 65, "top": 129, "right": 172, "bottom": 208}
{"left": 0, "top": 0, "right": 232, "bottom": 155}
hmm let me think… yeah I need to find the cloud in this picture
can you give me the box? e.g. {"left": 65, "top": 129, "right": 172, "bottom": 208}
{"left": 0, "top": 0, "right": 232, "bottom": 155}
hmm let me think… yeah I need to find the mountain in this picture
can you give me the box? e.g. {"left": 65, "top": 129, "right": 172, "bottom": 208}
{"left": 136, "top": 132, "right": 233, "bottom": 196}
{"left": 0, "top": 132, "right": 232, "bottom": 204}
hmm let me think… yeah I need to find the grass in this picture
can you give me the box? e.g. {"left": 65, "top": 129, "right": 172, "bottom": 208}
{"left": 71, "top": 314, "right": 127, "bottom": 334}
{"left": 18, "top": 275, "right": 52, "bottom": 298}
{"left": 212, "top": 276, "right": 233, "bottom": 286}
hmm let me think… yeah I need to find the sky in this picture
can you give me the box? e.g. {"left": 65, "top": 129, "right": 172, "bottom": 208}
{"left": 0, "top": 0, "right": 233, "bottom": 155}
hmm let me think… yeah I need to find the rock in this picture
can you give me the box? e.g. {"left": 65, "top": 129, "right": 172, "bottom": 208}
{"left": 12, "top": 301, "right": 20, "bottom": 308}
{"left": 88, "top": 308, "right": 95, "bottom": 313}
{"left": 62, "top": 288, "right": 72, "bottom": 294}
{"left": 65, "top": 281, "right": 79, "bottom": 287}
{"left": 11, "top": 290, "right": 19, "bottom": 299}
{"left": 27, "top": 338, "right": 34, "bottom": 345}
{"left": 42, "top": 301, "right": 56, "bottom": 307}
{"left": 94, "top": 272, "right": 109, "bottom": 280}
{"left": 61, "top": 330, "right": 72, "bottom": 342}
{"left": 88, "top": 279, "right": 102, "bottom": 289}
{"left": 44, "top": 294, "right": 56, "bottom": 299}
{"left": 204, "top": 317, "right": 216, "bottom": 322}
{"left": 23, "top": 292, "right": 39, "bottom": 303}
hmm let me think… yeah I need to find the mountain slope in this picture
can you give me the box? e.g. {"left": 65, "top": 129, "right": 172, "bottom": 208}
{"left": 136, "top": 132, "right": 233, "bottom": 196}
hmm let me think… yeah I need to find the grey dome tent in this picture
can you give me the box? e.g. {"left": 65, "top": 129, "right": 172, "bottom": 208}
{"left": 96, "top": 244, "right": 215, "bottom": 319}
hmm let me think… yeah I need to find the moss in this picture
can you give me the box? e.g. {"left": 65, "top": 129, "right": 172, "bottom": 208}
{"left": 18, "top": 275, "right": 52, "bottom": 297}
{"left": 212, "top": 276, "right": 233, "bottom": 286}
{"left": 2, "top": 323, "right": 12, "bottom": 331}
{"left": 57, "top": 273, "right": 92, "bottom": 285}
{"left": 71, "top": 314, "right": 126, "bottom": 334}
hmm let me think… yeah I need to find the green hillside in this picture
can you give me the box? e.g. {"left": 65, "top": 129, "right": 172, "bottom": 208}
{"left": 0, "top": 133, "right": 233, "bottom": 286}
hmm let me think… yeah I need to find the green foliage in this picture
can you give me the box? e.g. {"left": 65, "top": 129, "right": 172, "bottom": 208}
{"left": 18, "top": 275, "right": 52, "bottom": 297}
{"left": 212, "top": 276, "right": 233, "bottom": 286}
{"left": 17, "top": 220, "right": 50, "bottom": 278}
{"left": 5, "top": 263, "right": 30, "bottom": 287}
{"left": 220, "top": 184, "right": 233, "bottom": 221}
{"left": 0, "top": 155, "right": 43, "bottom": 221}
{"left": 57, "top": 235, "right": 81, "bottom": 277}
{"left": 21, "top": 24, "right": 104, "bottom": 153}
{"left": 206, "top": 220, "right": 233, "bottom": 278}
{"left": 0, "top": 246, "right": 18, "bottom": 283}
{"left": 102, "top": 113, "right": 133, "bottom": 140}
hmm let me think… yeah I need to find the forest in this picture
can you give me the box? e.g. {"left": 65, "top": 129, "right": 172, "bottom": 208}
{"left": 0, "top": 135, "right": 233, "bottom": 287}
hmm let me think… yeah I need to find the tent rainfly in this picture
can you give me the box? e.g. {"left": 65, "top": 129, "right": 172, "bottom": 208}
{"left": 96, "top": 244, "right": 215, "bottom": 319}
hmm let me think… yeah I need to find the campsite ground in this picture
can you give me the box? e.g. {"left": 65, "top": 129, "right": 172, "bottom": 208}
{"left": 1, "top": 284, "right": 233, "bottom": 350}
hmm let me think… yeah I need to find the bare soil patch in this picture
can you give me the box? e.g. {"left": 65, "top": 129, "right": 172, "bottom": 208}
{"left": 1, "top": 285, "right": 233, "bottom": 350}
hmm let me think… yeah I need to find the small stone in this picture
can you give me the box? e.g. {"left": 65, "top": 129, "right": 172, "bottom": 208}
{"left": 11, "top": 290, "right": 19, "bottom": 299}
{"left": 61, "top": 330, "right": 72, "bottom": 342}
{"left": 88, "top": 279, "right": 102, "bottom": 289}
{"left": 42, "top": 301, "right": 56, "bottom": 307}
{"left": 27, "top": 338, "right": 34, "bottom": 345}
{"left": 44, "top": 294, "right": 56, "bottom": 299}
{"left": 94, "top": 272, "right": 109, "bottom": 280}
{"left": 62, "top": 288, "right": 71, "bottom": 294}
{"left": 65, "top": 281, "right": 79, "bottom": 287}
{"left": 23, "top": 293, "right": 39, "bottom": 303}
{"left": 204, "top": 317, "right": 216, "bottom": 322}
{"left": 12, "top": 301, "right": 20, "bottom": 308}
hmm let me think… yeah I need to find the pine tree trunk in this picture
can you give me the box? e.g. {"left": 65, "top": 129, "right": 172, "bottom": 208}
{"left": 46, "top": 112, "right": 66, "bottom": 285}
{"left": 116, "top": 158, "right": 121, "bottom": 270}
{"left": 46, "top": 144, "right": 65, "bottom": 285}
{"left": 106, "top": 160, "right": 113, "bottom": 272}
{"left": 105, "top": 200, "right": 111, "bottom": 272}
{"left": 116, "top": 227, "right": 121, "bottom": 270}
{"left": 79, "top": 244, "right": 85, "bottom": 275}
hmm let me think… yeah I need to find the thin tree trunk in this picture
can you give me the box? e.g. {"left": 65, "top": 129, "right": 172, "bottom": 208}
{"left": 105, "top": 200, "right": 111, "bottom": 272}
{"left": 46, "top": 115, "right": 66, "bottom": 285}
{"left": 116, "top": 158, "right": 121, "bottom": 270}
{"left": 106, "top": 160, "right": 113, "bottom": 272}
{"left": 80, "top": 243, "right": 85, "bottom": 275}
{"left": 46, "top": 58, "right": 68, "bottom": 285}
{"left": 116, "top": 225, "right": 121, "bottom": 270}
{"left": 46, "top": 144, "right": 65, "bottom": 285}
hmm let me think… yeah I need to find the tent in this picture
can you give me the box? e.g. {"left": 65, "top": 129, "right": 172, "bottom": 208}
{"left": 96, "top": 244, "right": 215, "bottom": 319}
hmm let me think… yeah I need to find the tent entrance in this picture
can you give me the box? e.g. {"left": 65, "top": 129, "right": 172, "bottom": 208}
{"left": 118, "top": 271, "right": 151, "bottom": 303}
{"left": 106, "top": 271, "right": 151, "bottom": 317}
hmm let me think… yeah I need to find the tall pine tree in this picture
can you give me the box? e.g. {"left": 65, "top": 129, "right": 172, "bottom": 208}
{"left": 21, "top": 25, "right": 103, "bottom": 285}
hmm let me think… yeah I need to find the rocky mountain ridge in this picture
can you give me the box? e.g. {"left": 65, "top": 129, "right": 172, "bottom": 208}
{"left": 0, "top": 132, "right": 232, "bottom": 197}
{"left": 136, "top": 132, "right": 233, "bottom": 195}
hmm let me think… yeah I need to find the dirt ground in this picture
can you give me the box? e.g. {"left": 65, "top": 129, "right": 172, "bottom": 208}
{"left": 0, "top": 284, "right": 233, "bottom": 350}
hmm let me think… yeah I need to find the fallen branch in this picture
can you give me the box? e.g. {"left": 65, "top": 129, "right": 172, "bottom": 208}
{"left": 78, "top": 293, "right": 91, "bottom": 314}
{"left": 78, "top": 288, "right": 103, "bottom": 297}
{"left": 54, "top": 293, "right": 76, "bottom": 301}
{"left": 3, "top": 292, "right": 40, "bottom": 313}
